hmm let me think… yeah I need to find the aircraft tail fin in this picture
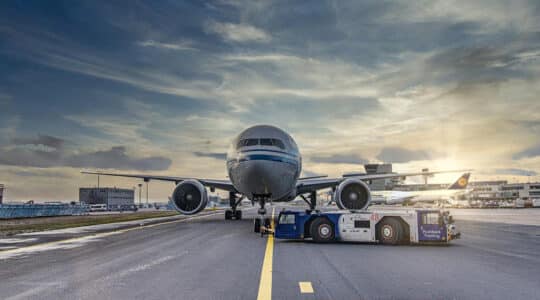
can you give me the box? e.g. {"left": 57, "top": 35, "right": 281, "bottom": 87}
{"left": 448, "top": 173, "right": 470, "bottom": 190}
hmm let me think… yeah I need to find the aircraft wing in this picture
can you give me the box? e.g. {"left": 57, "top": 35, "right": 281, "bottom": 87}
{"left": 296, "top": 170, "right": 470, "bottom": 195}
{"left": 81, "top": 170, "right": 236, "bottom": 192}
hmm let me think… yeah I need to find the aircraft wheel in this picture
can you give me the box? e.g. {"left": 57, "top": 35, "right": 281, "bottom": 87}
{"left": 310, "top": 217, "right": 335, "bottom": 243}
{"left": 235, "top": 210, "right": 242, "bottom": 220}
{"left": 254, "top": 218, "right": 261, "bottom": 233}
{"left": 225, "top": 210, "right": 232, "bottom": 220}
{"left": 264, "top": 217, "right": 271, "bottom": 228}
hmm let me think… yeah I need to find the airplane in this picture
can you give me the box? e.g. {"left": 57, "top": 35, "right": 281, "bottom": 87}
{"left": 371, "top": 173, "right": 471, "bottom": 206}
{"left": 82, "top": 125, "right": 465, "bottom": 232}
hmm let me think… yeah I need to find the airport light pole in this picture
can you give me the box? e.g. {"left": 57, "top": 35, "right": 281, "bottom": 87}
{"left": 145, "top": 179, "right": 149, "bottom": 207}
{"left": 138, "top": 183, "right": 142, "bottom": 206}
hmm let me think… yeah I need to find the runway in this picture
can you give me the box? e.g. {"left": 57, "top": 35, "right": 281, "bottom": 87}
{"left": 0, "top": 207, "right": 539, "bottom": 299}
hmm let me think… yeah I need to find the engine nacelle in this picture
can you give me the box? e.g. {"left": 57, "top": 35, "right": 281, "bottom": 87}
{"left": 171, "top": 180, "right": 208, "bottom": 215}
{"left": 334, "top": 178, "right": 371, "bottom": 210}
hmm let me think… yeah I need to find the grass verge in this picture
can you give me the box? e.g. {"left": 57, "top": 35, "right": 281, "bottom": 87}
{"left": 0, "top": 211, "right": 179, "bottom": 237}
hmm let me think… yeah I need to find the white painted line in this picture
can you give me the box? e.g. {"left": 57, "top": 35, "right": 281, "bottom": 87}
{"left": 299, "top": 281, "right": 314, "bottom": 293}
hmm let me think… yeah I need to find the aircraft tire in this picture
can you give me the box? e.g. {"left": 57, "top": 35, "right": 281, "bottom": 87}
{"left": 235, "top": 210, "right": 242, "bottom": 220}
{"left": 254, "top": 218, "right": 261, "bottom": 233}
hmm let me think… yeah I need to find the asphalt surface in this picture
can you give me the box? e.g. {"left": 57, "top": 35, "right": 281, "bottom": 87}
{"left": 0, "top": 207, "right": 539, "bottom": 299}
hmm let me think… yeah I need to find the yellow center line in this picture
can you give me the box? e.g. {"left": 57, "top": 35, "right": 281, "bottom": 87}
{"left": 257, "top": 207, "right": 275, "bottom": 300}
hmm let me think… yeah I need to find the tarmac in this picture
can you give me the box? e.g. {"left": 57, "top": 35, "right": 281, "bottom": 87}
{"left": 0, "top": 207, "right": 539, "bottom": 299}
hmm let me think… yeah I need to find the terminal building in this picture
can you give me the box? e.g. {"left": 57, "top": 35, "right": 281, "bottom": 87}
{"left": 500, "top": 182, "right": 540, "bottom": 201}
{"left": 79, "top": 187, "right": 135, "bottom": 210}
{"left": 0, "top": 184, "right": 4, "bottom": 204}
{"left": 467, "top": 180, "right": 508, "bottom": 200}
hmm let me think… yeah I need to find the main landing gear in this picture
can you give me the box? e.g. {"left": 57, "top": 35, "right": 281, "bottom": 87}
{"left": 225, "top": 191, "right": 243, "bottom": 220}
{"left": 253, "top": 195, "right": 272, "bottom": 235}
{"left": 300, "top": 191, "right": 318, "bottom": 213}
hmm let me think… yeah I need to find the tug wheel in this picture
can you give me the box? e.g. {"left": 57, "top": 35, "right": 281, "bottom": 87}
{"left": 378, "top": 218, "right": 403, "bottom": 245}
{"left": 310, "top": 217, "right": 335, "bottom": 243}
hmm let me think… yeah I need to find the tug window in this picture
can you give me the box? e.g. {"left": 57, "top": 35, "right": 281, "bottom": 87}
{"left": 279, "top": 214, "right": 295, "bottom": 224}
{"left": 422, "top": 213, "right": 440, "bottom": 225}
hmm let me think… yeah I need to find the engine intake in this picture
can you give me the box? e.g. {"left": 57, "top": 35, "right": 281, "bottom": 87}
{"left": 171, "top": 180, "right": 208, "bottom": 215}
{"left": 335, "top": 178, "right": 371, "bottom": 210}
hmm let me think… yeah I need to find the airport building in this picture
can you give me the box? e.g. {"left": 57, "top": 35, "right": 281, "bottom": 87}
{"left": 500, "top": 182, "right": 540, "bottom": 200}
{"left": 79, "top": 187, "right": 135, "bottom": 210}
{"left": 467, "top": 180, "right": 508, "bottom": 200}
{"left": 0, "top": 184, "right": 4, "bottom": 204}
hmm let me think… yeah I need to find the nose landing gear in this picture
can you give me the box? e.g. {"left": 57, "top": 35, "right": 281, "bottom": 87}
{"left": 253, "top": 194, "right": 272, "bottom": 235}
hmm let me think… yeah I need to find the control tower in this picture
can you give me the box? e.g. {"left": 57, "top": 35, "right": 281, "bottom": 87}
{"left": 364, "top": 164, "right": 402, "bottom": 190}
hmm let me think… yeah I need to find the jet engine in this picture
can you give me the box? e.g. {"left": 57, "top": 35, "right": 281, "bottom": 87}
{"left": 334, "top": 178, "right": 371, "bottom": 210}
{"left": 171, "top": 180, "right": 208, "bottom": 215}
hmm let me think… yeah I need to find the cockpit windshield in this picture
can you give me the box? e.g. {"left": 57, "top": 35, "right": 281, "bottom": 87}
{"left": 236, "top": 138, "right": 286, "bottom": 150}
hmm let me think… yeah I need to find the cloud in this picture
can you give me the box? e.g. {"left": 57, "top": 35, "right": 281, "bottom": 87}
{"left": 66, "top": 146, "right": 172, "bottom": 171}
{"left": 495, "top": 168, "right": 538, "bottom": 176}
{"left": 426, "top": 46, "right": 540, "bottom": 83}
{"left": 310, "top": 153, "right": 368, "bottom": 165}
{"left": 0, "top": 135, "right": 171, "bottom": 171}
{"left": 205, "top": 21, "right": 271, "bottom": 42}
{"left": 301, "top": 169, "right": 326, "bottom": 178}
{"left": 137, "top": 40, "right": 197, "bottom": 51}
{"left": 376, "top": 147, "right": 431, "bottom": 163}
{"left": 12, "top": 134, "right": 65, "bottom": 149}
{"left": 10, "top": 169, "right": 71, "bottom": 178}
{"left": 1, "top": 1, "right": 540, "bottom": 200}
{"left": 513, "top": 144, "right": 540, "bottom": 160}
{"left": 193, "top": 152, "right": 227, "bottom": 160}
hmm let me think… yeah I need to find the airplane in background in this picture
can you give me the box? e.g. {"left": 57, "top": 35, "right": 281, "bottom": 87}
{"left": 371, "top": 173, "right": 471, "bottom": 206}
{"left": 83, "top": 125, "right": 465, "bottom": 232}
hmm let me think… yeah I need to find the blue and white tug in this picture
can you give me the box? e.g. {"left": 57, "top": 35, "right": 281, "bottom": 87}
{"left": 274, "top": 209, "right": 460, "bottom": 245}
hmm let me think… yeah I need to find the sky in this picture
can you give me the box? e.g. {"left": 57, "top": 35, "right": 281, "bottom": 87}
{"left": 0, "top": 0, "right": 539, "bottom": 201}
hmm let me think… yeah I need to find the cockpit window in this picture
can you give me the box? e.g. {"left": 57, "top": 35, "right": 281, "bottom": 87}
{"left": 272, "top": 139, "right": 285, "bottom": 150}
{"left": 260, "top": 139, "right": 273, "bottom": 146}
{"left": 237, "top": 139, "right": 259, "bottom": 148}
{"left": 236, "top": 138, "right": 286, "bottom": 150}
{"left": 245, "top": 139, "right": 259, "bottom": 146}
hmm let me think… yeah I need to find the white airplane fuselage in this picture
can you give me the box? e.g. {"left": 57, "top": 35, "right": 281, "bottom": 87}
{"left": 226, "top": 125, "right": 301, "bottom": 202}
{"left": 381, "top": 189, "right": 469, "bottom": 205}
